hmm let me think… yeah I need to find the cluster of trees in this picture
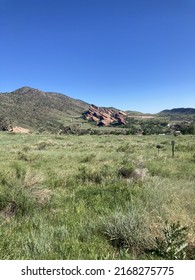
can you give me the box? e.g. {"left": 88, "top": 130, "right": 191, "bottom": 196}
{"left": 124, "top": 118, "right": 195, "bottom": 135}
{"left": 177, "top": 122, "right": 195, "bottom": 135}
{"left": 58, "top": 124, "right": 127, "bottom": 135}
{"left": 124, "top": 118, "right": 169, "bottom": 135}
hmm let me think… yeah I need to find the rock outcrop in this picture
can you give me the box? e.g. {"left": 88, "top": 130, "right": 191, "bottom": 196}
{"left": 83, "top": 105, "right": 127, "bottom": 126}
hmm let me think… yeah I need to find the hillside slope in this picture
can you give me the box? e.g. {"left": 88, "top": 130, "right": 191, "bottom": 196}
{"left": 0, "top": 87, "right": 89, "bottom": 131}
{"left": 159, "top": 108, "right": 195, "bottom": 115}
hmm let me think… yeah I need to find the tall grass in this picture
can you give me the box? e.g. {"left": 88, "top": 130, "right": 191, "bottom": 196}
{"left": 0, "top": 132, "right": 194, "bottom": 259}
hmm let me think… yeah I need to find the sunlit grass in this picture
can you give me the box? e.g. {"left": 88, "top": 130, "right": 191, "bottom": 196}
{"left": 0, "top": 132, "right": 195, "bottom": 259}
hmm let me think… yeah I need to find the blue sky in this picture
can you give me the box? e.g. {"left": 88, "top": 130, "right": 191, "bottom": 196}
{"left": 0, "top": 0, "right": 195, "bottom": 113}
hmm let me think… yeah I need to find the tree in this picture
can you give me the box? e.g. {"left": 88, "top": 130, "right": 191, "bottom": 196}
{"left": 0, "top": 116, "right": 13, "bottom": 131}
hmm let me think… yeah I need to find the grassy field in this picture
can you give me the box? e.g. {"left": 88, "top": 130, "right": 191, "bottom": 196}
{"left": 0, "top": 132, "right": 195, "bottom": 259}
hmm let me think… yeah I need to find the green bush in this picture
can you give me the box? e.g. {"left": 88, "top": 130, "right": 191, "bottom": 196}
{"left": 76, "top": 166, "right": 103, "bottom": 184}
{"left": 0, "top": 184, "right": 37, "bottom": 217}
{"left": 154, "top": 221, "right": 189, "bottom": 260}
{"left": 102, "top": 209, "right": 153, "bottom": 256}
{"left": 118, "top": 164, "right": 135, "bottom": 178}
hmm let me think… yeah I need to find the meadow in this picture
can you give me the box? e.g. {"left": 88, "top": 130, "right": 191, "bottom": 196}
{"left": 0, "top": 132, "right": 195, "bottom": 259}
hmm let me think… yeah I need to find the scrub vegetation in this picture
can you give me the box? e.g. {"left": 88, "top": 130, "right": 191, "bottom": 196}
{"left": 0, "top": 132, "right": 195, "bottom": 259}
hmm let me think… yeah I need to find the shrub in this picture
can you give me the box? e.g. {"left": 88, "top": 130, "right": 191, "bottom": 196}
{"left": 153, "top": 221, "right": 189, "bottom": 260}
{"left": 11, "top": 162, "right": 26, "bottom": 180}
{"left": 35, "top": 140, "right": 59, "bottom": 150}
{"left": 76, "top": 166, "right": 103, "bottom": 184}
{"left": 0, "top": 184, "right": 37, "bottom": 217}
{"left": 118, "top": 164, "right": 135, "bottom": 178}
{"left": 22, "top": 146, "right": 31, "bottom": 152}
{"left": 18, "top": 151, "right": 28, "bottom": 161}
{"left": 102, "top": 209, "right": 153, "bottom": 256}
{"left": 117, "top": 144, "right": 133, "bottom": 153}
{"left": 36, "top": 142, "right": 47, "bottom": 150}
{"left": 80, "top": 153, "right": 96, "bottom": 163}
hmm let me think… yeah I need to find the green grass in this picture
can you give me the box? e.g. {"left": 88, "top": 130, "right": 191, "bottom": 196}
{"left": 0, "top": 132, "right": 195, "bottom": 259}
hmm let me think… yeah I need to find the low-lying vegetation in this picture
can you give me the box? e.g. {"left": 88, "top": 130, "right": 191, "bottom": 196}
{"left": 0, "top": 132, "right": 194, "bottom": 259}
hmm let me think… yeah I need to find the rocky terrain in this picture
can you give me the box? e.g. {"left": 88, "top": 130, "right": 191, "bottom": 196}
{"left": 83, "top": 104, "right": 128, "bottom": 126}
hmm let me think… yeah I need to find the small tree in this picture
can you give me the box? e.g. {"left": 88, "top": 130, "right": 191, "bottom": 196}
{"left": 0, "top": 116, "right": 13, "bottom": 131}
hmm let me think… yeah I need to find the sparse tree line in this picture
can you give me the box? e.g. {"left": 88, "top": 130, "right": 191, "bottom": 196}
{"left": 58, "top": 124, "right": 127, "bottom": 135}
{"left": 124, "top": 118, "right": 195, "bottom": 135}
{"left": 0, "top": 114, "right": 195, "bottom": 135}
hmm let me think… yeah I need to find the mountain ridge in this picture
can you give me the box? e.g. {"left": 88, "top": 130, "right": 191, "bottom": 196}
{"left": 0, "top": 86, "right": 89, "bottom": 131}
{"left": 1, "top": 86, "right": 195, "bottom": 132}
{"left": 159, "top": 107, "right": 195, "bottom": 115}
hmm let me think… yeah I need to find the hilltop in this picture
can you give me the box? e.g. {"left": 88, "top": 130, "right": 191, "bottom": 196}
{"left": 158, "top": 107, "right": 195, "bottom": 122}
{"left": 159, "top": 108, "right": 195, "bottom": 116}
{"left": 0, "top": 87, "right": 89, "bottom": 131}
{"left": 0, "top": 86, "right": 131, "bottom": 131}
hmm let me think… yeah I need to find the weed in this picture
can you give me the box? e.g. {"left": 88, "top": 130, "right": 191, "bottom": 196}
{"left": 118, "top": 164, "right": 135, "bottom": 178}
{"left": 80, "top": 153, "right": 96, "bottom": 163}
{"left": 117, "top": 144, "right": 134, "bottom": 153}
{"left": 76, "top": 166, "right": 103, "bottom": 184}
{"left": 23, "top": 146, "right": 31, "bottom": 152}
{"left": 36, "top": 142, "right": 47, "bottom": 150}
{"left": 0, "top": 184, "right": 37, "bottom": 217}
{"left": 18, "top": 151, "right": 28, "bottom": 161}
{"left": 11, "top": 162, "right": 26, "bottom": 180}
{"left": 153, "top": 221, "right": 189, "bottom": 259}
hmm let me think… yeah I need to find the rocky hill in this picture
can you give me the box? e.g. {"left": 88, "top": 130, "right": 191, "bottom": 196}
{"left": 83, "top": 104, "right": 127, "bottom": 126}
{"left": 0, "top": 86, "right": 130, "bottom": 131}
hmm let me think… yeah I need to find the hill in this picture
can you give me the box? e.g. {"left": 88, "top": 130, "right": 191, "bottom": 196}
{"left": 159, "top": 108, "right": 195, "bottom": 115}
{"left": 0, "top": 86, "right": 131, "bottom": 131}
{"left": 1, "top": 87, "right": 194, "bottom": 133}
{"left": 0, "top": 87, "right": 89, "bottom": 131}
{"left": 158, "top": 108, "right": 195, "bottom": 122}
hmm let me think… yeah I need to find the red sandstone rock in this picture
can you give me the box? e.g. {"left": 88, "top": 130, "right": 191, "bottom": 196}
{"left": 83, "top": 105, "right": 127, "bottom": 126}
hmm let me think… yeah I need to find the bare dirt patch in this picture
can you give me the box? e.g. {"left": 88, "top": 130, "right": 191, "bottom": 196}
{"left": 12, "top": 126, "right": 30, "bottom": 133}
{"left": 128, "top": 115, "right": 155, "bottom": 119}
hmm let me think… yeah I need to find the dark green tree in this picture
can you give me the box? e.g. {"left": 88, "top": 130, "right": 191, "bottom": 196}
{"left": 0, "top": 116, "right": 13, "bottom": 131}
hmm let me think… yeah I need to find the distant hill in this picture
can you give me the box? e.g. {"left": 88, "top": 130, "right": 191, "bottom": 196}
{"left": 125, "top": 110, "right": 144, "bottom": 115}
{"left": 0, "top": 87, "right": 89, "bottom": 131}
{"left": 1, "top": 87, "right": 194, "bottom": 132}
{"left": 159, "top": 108, "right": 195, "bottom": 115}
{"left": 0, "top": 86, "right": 144, "bottom": 131}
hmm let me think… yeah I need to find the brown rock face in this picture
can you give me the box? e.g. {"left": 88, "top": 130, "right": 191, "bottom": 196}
{"left": 83, "top": 105, "right": 127, "bottom": 126}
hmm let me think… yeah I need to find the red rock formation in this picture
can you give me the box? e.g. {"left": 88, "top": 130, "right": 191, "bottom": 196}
{"left": 83, "top": 105, "right": 127, "bottom": 126}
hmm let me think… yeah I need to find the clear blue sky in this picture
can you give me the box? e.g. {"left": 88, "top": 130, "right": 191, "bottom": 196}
{"left": 0, "top": 0, "right": 195, "bottom": 113}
